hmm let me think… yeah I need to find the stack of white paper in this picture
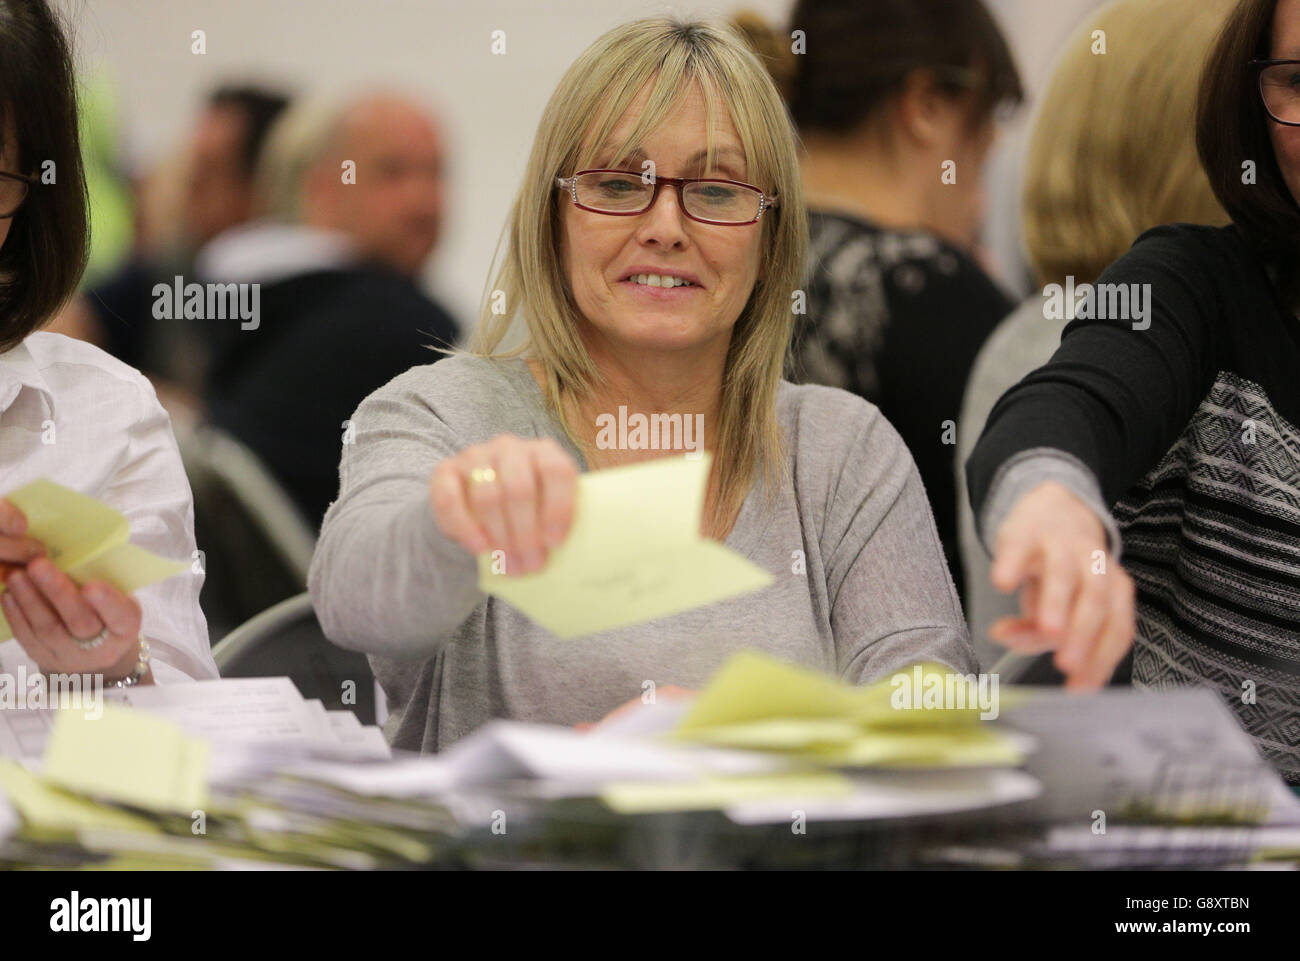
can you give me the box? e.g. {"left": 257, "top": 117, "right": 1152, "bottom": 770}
{"left": 0, "top": 676, "right": 389, "bottom": 762}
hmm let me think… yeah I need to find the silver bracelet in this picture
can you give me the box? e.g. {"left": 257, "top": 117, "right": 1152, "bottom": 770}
{"left": 107, "top": 636, "right": 151, "bottom": 688}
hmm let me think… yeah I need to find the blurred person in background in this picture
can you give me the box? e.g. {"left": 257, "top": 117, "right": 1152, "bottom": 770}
{"left": 737, "top": 0, "right": 1023, "bottom": 605}
{"left": 956, "top": 0, "right": 1233, "bottom": 670}
{"left": 77, "top": 74, "right": 135, "bottom": 290}
{"left": 47, "top": 84, "right": 290, "bottom": 403}
{"left": 197, "top": 91, "right": 460, "bottom": 529}
{"left": 0, "top": 0, "right": 216, "bottom": 685}
{"left": 967, "top": 0, "right": 1300, "bottom": 783}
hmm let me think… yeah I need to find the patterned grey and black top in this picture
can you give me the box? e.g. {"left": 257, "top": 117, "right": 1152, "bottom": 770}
{"left": 789, "top": 210, "right": 1015, "bottom": 603}
{"left": 969, "top": 223, "right": 1300, "bottom": 784}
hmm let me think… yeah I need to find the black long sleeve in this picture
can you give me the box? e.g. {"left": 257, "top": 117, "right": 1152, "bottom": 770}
{"left": 966, "top": 224, "right": 1235, "bottom": 518}
{"left": 966, "top": 222, "right": 1300, "bottom": 785}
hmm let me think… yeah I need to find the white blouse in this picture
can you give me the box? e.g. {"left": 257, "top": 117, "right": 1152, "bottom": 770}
{"left": 0, "top": 332, "right": 217, "bottom": 682}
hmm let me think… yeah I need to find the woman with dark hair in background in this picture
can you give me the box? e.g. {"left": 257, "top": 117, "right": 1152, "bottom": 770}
{"left": 957, "top": 0, "right": 1234, "bottom": 670}
{"left": 0, "top": 0, "right": 216, "bottom": 685}
{"left": 738, "top": 0, "right": 1023, "bottom": 604}
{"left": 967, "top": 0, "right": 1300, "bottom": 784}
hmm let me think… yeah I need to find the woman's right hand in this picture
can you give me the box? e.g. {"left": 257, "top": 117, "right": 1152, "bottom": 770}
{"left": 428, "top": 434, "right": 580, "bottom": 575}
{"left": 987, "top": 481, "right": 1137, "bottom": 690}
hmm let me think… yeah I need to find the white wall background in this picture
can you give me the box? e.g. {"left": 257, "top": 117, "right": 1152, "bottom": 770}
{"left": 57, "top": 0, "right": 1104, "bottom": 330}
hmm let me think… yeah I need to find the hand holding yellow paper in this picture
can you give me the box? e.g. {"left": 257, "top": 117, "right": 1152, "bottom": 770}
{"left": 0, "top": 479, "right": 188, "bottom": 641}
{"left": 477, "top": 454, "right": 772, "bottom": 637}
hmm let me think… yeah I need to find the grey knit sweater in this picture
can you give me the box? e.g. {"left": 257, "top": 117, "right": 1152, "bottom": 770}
{"left": 309, "top": 353, "right": 975, "bottom": 752}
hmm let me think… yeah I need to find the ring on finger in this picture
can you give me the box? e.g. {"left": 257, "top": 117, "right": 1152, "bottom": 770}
{"left": 469, "top": 466, "right": 497, "bottom": 486}
{"left": 74, "top": 627, "right": 109, "bottom": 651}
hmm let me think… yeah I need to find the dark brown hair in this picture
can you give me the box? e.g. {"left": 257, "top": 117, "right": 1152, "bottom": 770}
{"left": 1197, "top": 0, "right": 1300, "bottom": 261}
{"left": 209, "top": 84, "right": 291, "bottom": 180}
{"left": 0, "top": 0, "right": 88, "bottom": 351}
{"left": 779, "top": 0, "right": 1023, "bottom": 136}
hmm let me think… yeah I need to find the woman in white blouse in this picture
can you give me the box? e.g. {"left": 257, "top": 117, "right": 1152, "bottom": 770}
{"left": 0, "top": 0, "right": 216, "bottom": 686}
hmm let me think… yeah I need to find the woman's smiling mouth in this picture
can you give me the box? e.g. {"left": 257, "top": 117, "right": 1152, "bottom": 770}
{"left": 619, "top": 277, "right": 704, "bottom": 298}
{"left": 617, "top": 269, "right": 704, "bottom": 299}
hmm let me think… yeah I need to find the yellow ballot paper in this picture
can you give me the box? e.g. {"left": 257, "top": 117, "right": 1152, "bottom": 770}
{"left": 671, "top": 652, "right": 1026, "bottom": 770}
{"left": 42, "top": 704, "right": 209, "bottom": 814}
{"left": 477, "top": 453, "right": 772, "bottom": 637}
{"left": 0, "top": 759, "right": 161, "bottom": 839}
{"left": 0, "top": 479, "right": 189, "bottom": 641}
{"left": 676, "top": 652, "right": 989, "bottom": 733}
{"left": 600, "top": 772, "right": 853, "bottom": 814}
{"left": 675, "top": 652, "right": 865, "bottom": 731}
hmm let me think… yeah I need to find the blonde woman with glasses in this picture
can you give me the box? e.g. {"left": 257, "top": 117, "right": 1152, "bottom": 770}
{"left": 309, "top": 17, "right": 975, "bottom": 753}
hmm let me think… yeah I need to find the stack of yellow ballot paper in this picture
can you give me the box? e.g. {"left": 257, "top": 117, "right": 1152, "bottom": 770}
{"left": 0, "top": 707, "right": 231, "bottom": 869}
{"left": 477, "top": 454, "right": 772, "bottom": 636}
{"left": 0, "top": 705, "right": 457, "bottom": 870}
{"left": 0, "top": 479, "right": 189, "bottom": 640}
{"left": 595, "top": 652, "right": 1035, "bottom": 816}
{"left": 666, "top": 651, "right": 1028, "bottom": 769}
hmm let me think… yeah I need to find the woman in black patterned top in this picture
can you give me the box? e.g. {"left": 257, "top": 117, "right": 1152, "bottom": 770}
{"left": 739, "top": 0, "right": 1023, "bottom": 600}
{"left": 793, "top": 212, "right": 1015, "bottom": 602}
{"left": 967, "top": 0, "right": 1300, "bottom": 783}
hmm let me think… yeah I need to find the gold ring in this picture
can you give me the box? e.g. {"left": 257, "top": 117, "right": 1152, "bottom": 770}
{"left": 469, "top": 467, "right": 497, "bottom": 486}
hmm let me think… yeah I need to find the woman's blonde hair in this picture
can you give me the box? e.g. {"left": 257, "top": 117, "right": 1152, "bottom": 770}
{"left": 255, "top": 94, "right": 350, "bottom": 222}
{"left": 1024, "top": 0, "right": 1233, "bottom": 286}
{"left": 470, "top": 16, "right": 807, "bottom": 532}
